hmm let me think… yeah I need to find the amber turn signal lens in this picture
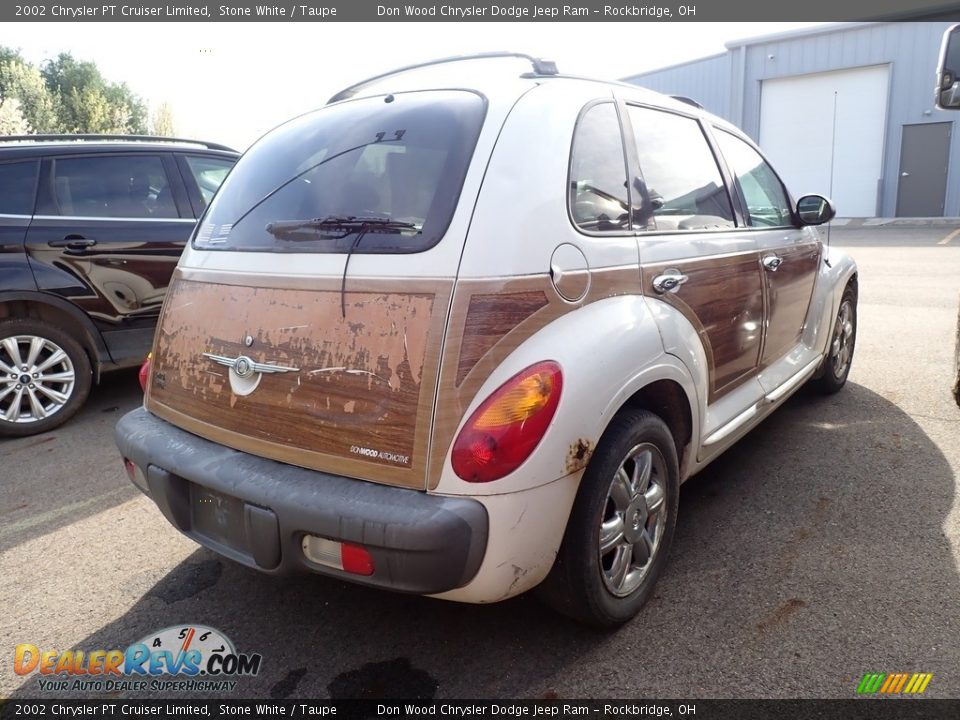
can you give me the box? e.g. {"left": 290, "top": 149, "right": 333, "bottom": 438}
{"left": 451, "top": 361, "right": 563, "bottom": 483}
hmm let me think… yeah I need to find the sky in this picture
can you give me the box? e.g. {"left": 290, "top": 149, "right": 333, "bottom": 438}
{"left": 11, "top": 22, "right": 828, "bottom": 149}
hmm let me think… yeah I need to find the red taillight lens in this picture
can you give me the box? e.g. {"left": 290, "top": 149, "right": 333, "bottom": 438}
{"left": 340, "top": 543, "right": 375, "bottom": 576}
{"left": 138, "top": 353, "right": 152, "bottom": 392}
{"left": 451, "top": 361, "right": 562, "bottom": 483}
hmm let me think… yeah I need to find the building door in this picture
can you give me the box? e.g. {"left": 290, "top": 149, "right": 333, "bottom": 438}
{"left": 896, "top": 123, "right": 951, "bottom": 217}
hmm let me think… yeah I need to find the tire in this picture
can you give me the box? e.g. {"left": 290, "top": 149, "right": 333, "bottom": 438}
{"left": 538, "top": 409, "right": 680, "bottom": 627}
{"left": 0, "top": 318, "right": 93, "bottom": 437}
{"left": 813, "top": 286, "right": 857, "bottom": 395}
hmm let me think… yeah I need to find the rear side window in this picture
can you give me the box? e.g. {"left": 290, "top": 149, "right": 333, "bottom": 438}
{"left": 568, "top": 102, "right": 630, "bottom": 233}
{"left": 52, "top": 155, "right": 178, "bottom": 219}
{"left": 195, "top": 90, "right": 486, "bottom": 253}
{"left": 714, "top": 130, "right": 793, "bottom": 228}
{"left": 627, "top": 106, "right": 735, "bottom": 232}
{"left": 183, "top": 155, "right": 234, "bottom": 209}
{"left": 0, "top": 160, "right": 39, "bottom": 215}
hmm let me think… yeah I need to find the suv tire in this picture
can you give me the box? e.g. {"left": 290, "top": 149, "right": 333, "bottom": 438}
{"left": 539, "top": 409, "right": 680, "bottom": 627}
{"left": 0, "top": 318, "right": 92, "bottom": 437}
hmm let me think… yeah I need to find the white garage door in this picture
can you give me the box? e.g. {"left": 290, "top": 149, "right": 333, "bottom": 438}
{"left": 759, "top": 65, "right": 889, "bottom": 218}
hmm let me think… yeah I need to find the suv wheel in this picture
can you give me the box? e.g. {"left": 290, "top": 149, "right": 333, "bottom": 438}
{"left": 813, "top": 286, "right": 857, "bottom": 394}
{"left": 538, "top": 409, "right": 679, "bottom": 627}
{"left": 0, "top": 319, "right": 92, "bottom": 437}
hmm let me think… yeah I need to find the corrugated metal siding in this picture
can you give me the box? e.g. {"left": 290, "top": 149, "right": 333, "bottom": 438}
{"left": 623, "top": 53, "right": 732, "bottom": 121}
{"left": 626, "top": 22, "right": 960, "bottom": 216}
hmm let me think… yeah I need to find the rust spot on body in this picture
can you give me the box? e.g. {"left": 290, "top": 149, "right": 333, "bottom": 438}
{"left": 566, "top": 438, "right": 594, "bottom": 473}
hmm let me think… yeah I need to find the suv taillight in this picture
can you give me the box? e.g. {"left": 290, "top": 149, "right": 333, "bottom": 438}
{"left": 451, "top": 361, "right": 562, "bottom": 483}
{"left": 138, "top": 353, "right": 151, "bottom": 392}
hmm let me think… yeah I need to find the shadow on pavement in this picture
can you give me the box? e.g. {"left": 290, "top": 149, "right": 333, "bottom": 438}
{"left": 0, "top": 369, "right": 142, "bottom": 553}
{"left": 8, "top": 382, "right": 958, "bottom": 698}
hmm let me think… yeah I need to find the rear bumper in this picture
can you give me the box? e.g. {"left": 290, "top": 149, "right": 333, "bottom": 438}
{"left": 115, "top": 407, "right": 488, "bottom": 594}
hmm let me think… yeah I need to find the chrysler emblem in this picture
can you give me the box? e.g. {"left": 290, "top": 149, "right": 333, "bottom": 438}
{"left": 202, "top": 352, "right": 299, "bottom": 396}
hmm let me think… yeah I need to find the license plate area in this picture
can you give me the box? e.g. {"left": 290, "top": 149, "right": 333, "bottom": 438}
{"left": 190, "top": 485, "right": 249, "bottom": 552}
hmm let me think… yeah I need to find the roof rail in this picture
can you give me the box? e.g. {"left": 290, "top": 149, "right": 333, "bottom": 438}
{"left": 327, "top": 52, "right": 559, "bottom": 104}
{"left": 670, "top": 95, "right": 704, "bottom": 110}
{"left": 0, "top": 134, "right": 237, "bottom": 152}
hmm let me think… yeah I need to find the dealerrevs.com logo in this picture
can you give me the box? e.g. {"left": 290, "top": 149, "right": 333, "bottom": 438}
{"left": 14, "top": 625, "right": 262, "bottom": 693}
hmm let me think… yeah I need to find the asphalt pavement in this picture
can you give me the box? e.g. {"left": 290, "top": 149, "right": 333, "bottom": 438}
{"left": 2, "top": 224, "right": 959, "bottom": 700}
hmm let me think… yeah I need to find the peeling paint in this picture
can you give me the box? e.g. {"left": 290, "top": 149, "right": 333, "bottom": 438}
{"left": 565, "top": 438, "right": 594, "bottom": 474}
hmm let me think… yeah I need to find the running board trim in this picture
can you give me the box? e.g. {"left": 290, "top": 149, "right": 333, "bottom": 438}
{"left": 764, "top": 356, "right": 823, "bottom": 404}
{"left": 703, "top": 404, "right": 759, "bottom": 447}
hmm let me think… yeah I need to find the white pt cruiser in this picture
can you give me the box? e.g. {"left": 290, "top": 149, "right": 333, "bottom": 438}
{"left": 116, "top": 53, "right": 858, "bottom": 626}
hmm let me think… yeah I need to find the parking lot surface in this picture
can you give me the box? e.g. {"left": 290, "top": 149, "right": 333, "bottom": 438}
{"left": 2, "top": 224, "right": 959, "bottom": 699}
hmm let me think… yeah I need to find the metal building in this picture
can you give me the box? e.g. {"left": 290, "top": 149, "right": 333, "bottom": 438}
{"left": 623, "top": 22, "right": 958, "bottom": 218}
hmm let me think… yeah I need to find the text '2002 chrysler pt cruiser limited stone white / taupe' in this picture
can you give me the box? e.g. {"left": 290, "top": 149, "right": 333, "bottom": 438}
{"left": 116, "top": 53, "right": 857, "bottom": 626}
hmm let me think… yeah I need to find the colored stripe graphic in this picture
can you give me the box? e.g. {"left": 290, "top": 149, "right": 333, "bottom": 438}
{"left": 857, "top": 672, "right": 932, "bottom": 694}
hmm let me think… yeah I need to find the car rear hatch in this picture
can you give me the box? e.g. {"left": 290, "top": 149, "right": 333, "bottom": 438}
{"left": 144, "top": 89, "right": 490, "bottom": 490}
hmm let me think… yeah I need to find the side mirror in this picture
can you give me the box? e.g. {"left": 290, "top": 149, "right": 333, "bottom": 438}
{"left": 937, "top": 24, "right": 960, "bottom": 110}
{"left": 796, "top": 194, "right": 836, "bottom": 226}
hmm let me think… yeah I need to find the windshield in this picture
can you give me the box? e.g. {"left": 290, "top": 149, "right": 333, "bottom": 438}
{"left": 194, "top": 90, "right": 486, "bottom": 253}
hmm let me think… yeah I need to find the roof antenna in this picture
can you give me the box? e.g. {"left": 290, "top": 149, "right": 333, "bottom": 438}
{"left": 826, "top": 90, "right": 838, "bottom": 263}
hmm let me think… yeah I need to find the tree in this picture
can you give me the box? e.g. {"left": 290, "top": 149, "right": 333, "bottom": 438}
{"left": 41, "top": 52, "right": 147, "bottom": 134}
{"left": 0, "top": 48, "right": 57, "bottom": 133}
{"left": 150, "top": 101, "right": 176, "bottom": 136}
{"left": 0, "top": 96, "right": 29, "bottom": 134}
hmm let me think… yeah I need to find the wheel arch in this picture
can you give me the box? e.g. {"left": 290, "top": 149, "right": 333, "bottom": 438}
{"left": 0, "top": 291, "right": 110, "bottom": 382}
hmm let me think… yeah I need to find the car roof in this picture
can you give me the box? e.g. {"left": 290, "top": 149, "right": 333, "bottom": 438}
{"left": 0, "top": 135, "right": 238, "bottom": 159}
{"left": 330, "top": 53, "right": 730, "bottom": 130}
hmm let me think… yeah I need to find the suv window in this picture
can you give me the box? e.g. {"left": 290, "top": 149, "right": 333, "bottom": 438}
{"left": 52, "top": 155, "right": 178, "bottom": 219}
{"left": 714, "top": 130, "right": 793, "bottom": 228}
{"left": 184, "top": 155, "right": 233, "bottom": 209}
{"left": 195, "top": 90, "right": 486, "bottom": 253}
{"left": 627, "top": 106, "right": 735, "bottom": 232}
{"left": 0, "top": 161, "right": 39, "bottom": 215}
{"left": 568, "top": 102, "right": 630, "bottom": 232}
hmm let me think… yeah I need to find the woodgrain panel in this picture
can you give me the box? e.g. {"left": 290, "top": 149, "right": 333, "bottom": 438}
{"left": 147, "top": 271, "right": 451, "bottom": 489}
{"left": 457, "top": 291, "right": 550, "bottom": 385}
{"left": 642, "top": 252, "right": 764, "bottom": 403}
{"left": 761, "top": 242, "right": 821, "bottom": 365}
{"left": 428, "top": 266, "right": 640, "bottom": 488}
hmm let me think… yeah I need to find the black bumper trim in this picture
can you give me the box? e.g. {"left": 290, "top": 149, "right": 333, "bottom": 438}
{"left": 115, "top": 408, "right": 488, "bottom": 594}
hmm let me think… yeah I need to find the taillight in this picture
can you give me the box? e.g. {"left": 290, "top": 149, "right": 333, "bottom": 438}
{"left": 451, "top": 361, "right": 563, "bottom": 483}
{"left": 138, "top": 353, "right": 152, "bottom": 392}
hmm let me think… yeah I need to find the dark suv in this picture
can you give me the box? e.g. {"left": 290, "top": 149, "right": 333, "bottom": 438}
{"left": 0, "top": 135, "right": 238, "bottom": 437}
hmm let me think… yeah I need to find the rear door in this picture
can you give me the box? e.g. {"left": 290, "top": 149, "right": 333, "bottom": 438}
{"left": 711, "top": 129, "right": 821, "bottom": 387}
{"left": 24, "top": 152, "right": 195, "bottom": 363}
{"left": 624, "top": 103, "right": 766, "bottom": 442}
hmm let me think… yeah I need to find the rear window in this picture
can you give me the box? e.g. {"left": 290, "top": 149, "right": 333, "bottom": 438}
{"left": 194, "top": 91, "right": 486, "bottom": 253}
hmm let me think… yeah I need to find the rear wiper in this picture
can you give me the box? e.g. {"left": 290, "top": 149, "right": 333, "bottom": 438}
{"left": 265, "top": 215, "right": 418, "bottom": 239}
{"left": 262, "top": 216, "right": 421, "bottom": 319}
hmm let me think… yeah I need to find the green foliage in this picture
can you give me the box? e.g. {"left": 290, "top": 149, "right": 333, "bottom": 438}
{"left": 0, "top": 46, "right": 148, "bottom": 135}
{"left": 150, "top": 101, "right": 176, "bottom": 137}
{"left": 0, "top": 47, "right": 58, "bottom": 132}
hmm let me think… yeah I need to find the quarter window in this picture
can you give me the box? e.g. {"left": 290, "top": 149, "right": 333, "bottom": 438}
{"left": 714, "top": 130, "right": 793, "bottom": 228}
{"left": 627, "top": 106, "right": 735, "bottom": 232}
{"left": 0, "top": 161, "right": 38, "bottom": 215}
{"left": 52, "top": 155, "right": 178, "bottom": 219}
{"left": 568, "top": 102, "right": 630, "bottom": 232}
{"left": 184, "top": 156, "right": 234, "bottom": 210}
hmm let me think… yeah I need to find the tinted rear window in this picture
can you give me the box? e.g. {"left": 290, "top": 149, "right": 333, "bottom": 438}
{"left": 0, "top": 160, "right": 38, "bottom": 215}
{"left": 194, "top": 91, "right": 486, "bottom": 254}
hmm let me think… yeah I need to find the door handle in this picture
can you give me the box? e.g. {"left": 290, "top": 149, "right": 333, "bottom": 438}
{"left": 651, "top": 269, "right": 689, "bottom": 294}
{"left": 48, "top": 235, "right": 97, "bottom": 251}
{"left": 762, "top": 255, "right": 783, "bottom": 272}
{"left": 901, "top": 172, "right": 910, "bottom": 178}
